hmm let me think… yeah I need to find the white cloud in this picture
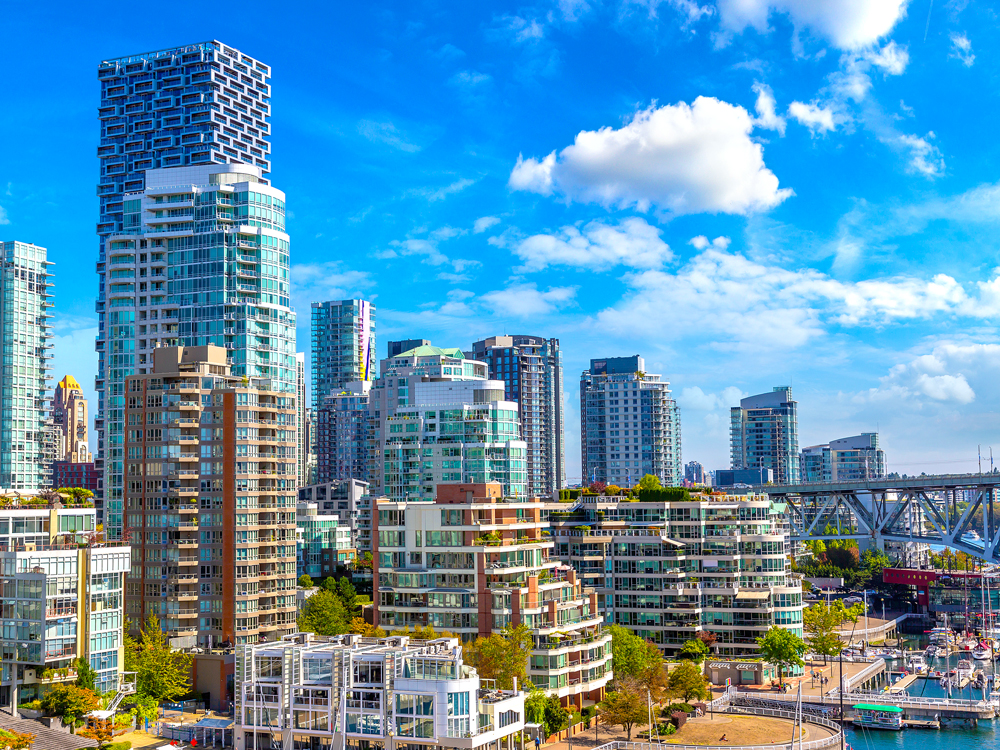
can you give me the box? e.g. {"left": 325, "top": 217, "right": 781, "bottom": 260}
{"left": 473, "top": 216, "right": 501, "bottom": 234}
{"left": 497, "top": 14, "right": 545, "bottom": 42}
{"left": 356, "top": 120, "right": 420, "bottom": 152}
{"left": 291, "top": 263, "right": 374, "bottom": 305}
{"left": 676, "top": 385, "right": 745, "bottom": 411}
{"left": 622, "top": 0, "right": 714, "bottom": 26}
{"left": 896, "top": 133, "right": 945, "bottom": 177}
{"left": 950, "top": 33, "right": 975, "bottom": 67}
{"left": 481, "top": 284, "right": 577, "bottom": 317}
{"left": 513, "top": 217, "right": 673, "bottom": 271}
{"left": 450, "top": 70, "right": 493, "bottom": 89}
{"left": 752, "top": 83, "right": 786, "bottom": 134}
{"left": 509, "top": 97, "right": 792, "bottom": 215}
{"left": 864, "top": 40, "right": 908, "bottom": 75}
{"left": 855, "top": 344, "right": 1000, "bottom": 405}
{"left": 382, "top": 239, "right": 449, "bottom": 266}
{"left": 413, "top": 178, "right": 475, "bottom": 202}
{"left": 787, "top": 101, "right": 836, "bottom": 133}
{"left": 0, "top": 205, "right": 8, "bottom": 225}
{"left": 716, "top": 0, "right": 909, "bottom": 50}
{"left": 689, "top": 235, "right": 731, "bottom": 251}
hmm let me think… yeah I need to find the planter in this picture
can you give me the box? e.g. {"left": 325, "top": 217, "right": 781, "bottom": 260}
{"left": 18, "top": 708, "right": 43, "bottom": 719}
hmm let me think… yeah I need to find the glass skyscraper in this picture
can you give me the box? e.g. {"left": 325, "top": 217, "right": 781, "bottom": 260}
{"left": 730, "top": 386, "right": 800, "bottom": 484}
{"left": 95, "top": 41, "right": 290, "bottom": 537}
{"left": 310, "top": 299, "right": 376, "bottom": 412}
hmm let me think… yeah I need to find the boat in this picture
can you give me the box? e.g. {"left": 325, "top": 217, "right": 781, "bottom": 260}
{"left": 907, "top": 655, "right": 929, "bottom": 675}
{"left": 973, "top": 645, "right": 992, "bottom": 661}
{"left": 957, "top": 659, "right": 975, "bottom": 681}
{"left": 852, "top": 704, "right": 903, "bottom": 730}
{"left": 925, "top": 645, "right": 939, "bottom": 659}
{"left": 928, "top": 627, "right": 955, "bottom": 646}
{"left": 962, "top": 530, "right": 983, "bottom": 544}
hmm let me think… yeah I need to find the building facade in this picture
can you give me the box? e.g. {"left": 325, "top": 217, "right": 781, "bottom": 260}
{"left": 0, "top": 241, "right": 53, "bottom": 490}
{"left": 297, "top": 480, "right": 373, "bottom": 554}
{"left": 296, "top": 353, "right": 308, "bottom": 488}
{"left": 730, "top": 387, "right": 800, "bottom": 485}
{"left": 52, "top": 462, "right": 101, "bottom": 493}
{"left": 52, "top": 375, "right": 91, "bottom": 464}
{"left": 310, "top": 299, "right": 376, "bottom": 413}
{"left": 684, "top": 461, "right": 707, "bottom": 485}
{"left": 579, "top": 356, "right": 681, "bottom": 487}
{"left": 234, "top": 633, "right": 526, "bottom": 750}
{"left": 316, "top": 382, "right": 370, "bottom": 484}
{"left": 470, "top": 336, "right": 565, "bottom": 497}
{"left": 374, "top": 484, "right": 612, "bottom": 706}
{"left": 296, "top": 503, "right": 355, "bottom": 579}
{"left": 0, "top": 498, "right": 130, "bottom": 703}
{"left": 800, "top": 433, "right": 886, "bottom": 483}
{"left": 122, "top": 346, "right": 297, "bottom": 661}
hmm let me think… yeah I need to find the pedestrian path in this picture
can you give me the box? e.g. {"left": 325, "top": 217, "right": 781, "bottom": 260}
{"left": 0, "top": 712, "right": 96, "bottom": 750}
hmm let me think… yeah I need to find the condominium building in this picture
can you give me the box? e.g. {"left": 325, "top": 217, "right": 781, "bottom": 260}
{"left": 297, "top": 480, "right": 372, "bottom": 553}
{"left": 316, "top": 381, "right": 370, "bottom": 483}
{"left": 684, "top": 461, "right": 707, "bottom": 485}
{"left": 800, "top": 433, "right": 886, "bottom": 483}
{"left": 52, "top": 375, "right": 91, "bottom": 464}
{"left": 234, "top": 633, "right": 526, "bottom": 750}
{"left": 96, "top": 40, "right": 287, "bottom": 539}
{"left": 296, "top": 353, "right": 308, "bottom": 488}
{"left": 470, "top": 336, "right": 565, "bottom": 496}
{"left": 388, "top": 339, "right": 430, "bottom": 358}
{"left": 374, "top": 484, "right": 612, "bottom": 706}
{"left": 369, "top": 345, "right": 527, "bottom": 501}
{"left": 579, "top": 356, "right": 681, "bottom": 487}
{"left": 0, "top": 497, "right": 130, "bottom": 703}
{"left": 546, "top": 491, "right": 803, "bottom": 658}
{"left": 730, "top": 387, "right": 799, "bottom": 485}
{"left": 296, "top": 503, "right": 355, "bottom": 579}
{"left": 122, "top": 345, "right": 297, "bottom": 667}
{"left": 310, "top": 300, "right": 376, "bottom": 412}
{"left": 0, "top": 241, "right": 53, "bottom": 490}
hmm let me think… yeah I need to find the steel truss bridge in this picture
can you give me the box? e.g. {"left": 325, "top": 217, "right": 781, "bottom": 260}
{"left": 761, "top": 473, "right": 1000, "bottom": 562}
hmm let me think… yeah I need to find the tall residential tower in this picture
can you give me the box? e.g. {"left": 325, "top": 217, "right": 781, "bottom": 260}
{"left": 310, "top": 299, "right": 376, "bottom": 413}
{"left": 52, "top": 375, "right": 91, "bottom": 464}
{"left": 730, "top": 387, "right": 799, "bottom": 485}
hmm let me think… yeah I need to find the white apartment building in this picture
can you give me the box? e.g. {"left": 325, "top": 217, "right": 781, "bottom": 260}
{"left": 235, "top": 633, "right": 525, "bottom": 750}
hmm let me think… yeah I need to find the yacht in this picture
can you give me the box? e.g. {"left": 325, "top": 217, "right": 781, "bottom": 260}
{"left": 908, "top": 654, "right": 928, "bottom": 674}
{"left": 973, "top": 645, "right": 992, "bottom": 661}
{"left": 957, "top": 659, "right": 975, "bottom": 681}
{"left": 962, "top": 530, "right": 983, "bottom": 544}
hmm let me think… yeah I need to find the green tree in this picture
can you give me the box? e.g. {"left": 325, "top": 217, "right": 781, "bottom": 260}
{"left": 678, "top": 639, "right": 709, "bottom": 664}
{"left": 598, "top": 678, "right": 647, "bottom": 741}
{"left": 122, "top": 694, "right": 159, "bottom": 728}
{"left": 125, "top": 615, "right": 193, "bottom": 702}
{"left": 39, "top": 684, "right": 100, "bottom": 729}
{"left": 756, "top": 626, "right": 806, "bottom": 686}
{"left": 337, "top": 577, "right": 359, "bottom": 614}
{"left": 298, "top": 574, "right": 314, "bottom": 588}
{"left": 609, "top": 625, "right": 663, "bottom": 678}
{"left": 321, "top": 576, "right": 339, "bottom": 592}
{"left": 74, "top": 657, "right": 96, "bottom": 691}
{"left": 525, "top": 691, "right": 570, "bottom": 737}
{"left": 638, "top": 474, "right": 662, "bottom": 491}
{"left": 467, "top": 624, "right": 533, "bottom": 690}
{"left": 667, "top": 660, "right": 710, "bottom": 702}
{"left": 860, "top": 548, "right": 891, "bottom": 586}
{"left": 298, "top": 590, "right": 351, "bottom": 636}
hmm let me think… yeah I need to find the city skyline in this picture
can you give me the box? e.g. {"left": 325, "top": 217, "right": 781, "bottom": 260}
{"left": 4, "top": 6, "right": 1000, "bottom": 481}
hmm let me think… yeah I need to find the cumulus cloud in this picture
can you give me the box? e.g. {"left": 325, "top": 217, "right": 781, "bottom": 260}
{"left": 950, "top": 33, "right": 975, "bottom": 67}
{"left": 481, "top": 284, "right": 577, "bottom": 317}
{"left": 496, "top": 14, "right": 545, "bottom": 42}
{"left": 291, "top": 263, "right": 375, "bottom": 317}
{"left": 377, "top": 227, "right": 479, "bottom": 277}
{"left": 513, "top": 217, "right": 672, "bottom": 271}
{"left": 715, "top": 0, "right": 909, "bottom": 50}
{"left": 509, "top": 97, "right": 792, "bottom": 216}
{"left": 787, "top": 101, "right": 836, "bottom": 133}
{"left": 473, "top": 216, "right": 501, "bottom": 234}
{"left": 752, "top": 83, "right": 786, "bottom": 134}
{"left": 854, "top": 344, "right": 1000, "bottom": 406}
{"left": 865, "top": 40, "right": 909, "bottom": 75}
{"left": 689, "top": 235, "right": 731, "bottom": 251}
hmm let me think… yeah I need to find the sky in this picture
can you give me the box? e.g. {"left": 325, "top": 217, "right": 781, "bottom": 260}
{"left": 2, "top": 0, "right": 1000, "bottom": 483}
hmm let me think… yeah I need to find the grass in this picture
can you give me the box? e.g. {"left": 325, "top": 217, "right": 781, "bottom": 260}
{"left": 664, "top": 715, "right": 812, "bottom": 746}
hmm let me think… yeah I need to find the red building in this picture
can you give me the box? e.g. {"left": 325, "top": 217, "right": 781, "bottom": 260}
{"left": 52, "top": 461, "right": 99, "bottom": 492}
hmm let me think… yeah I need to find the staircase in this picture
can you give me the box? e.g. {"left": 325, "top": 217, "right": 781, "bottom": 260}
{"left": 0, "top": 712, "right": 96, "bottom": 750}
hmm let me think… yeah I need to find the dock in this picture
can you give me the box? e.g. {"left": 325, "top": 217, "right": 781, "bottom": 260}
{"left": 889, "top": 674, "right": 919, "bottom": 693}
{"left": 903, "top": 718, "right": 941, "bottom": 729}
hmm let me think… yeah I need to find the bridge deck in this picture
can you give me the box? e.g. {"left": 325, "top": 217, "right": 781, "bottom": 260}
{"left": 761, "top": 473, "right": 1000, "bottom": 494}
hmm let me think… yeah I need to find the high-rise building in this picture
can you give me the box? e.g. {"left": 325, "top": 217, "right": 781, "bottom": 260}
{"left": 296, "top": 352, "right": 307, "bottom": 487}
{"left": 0, "top": 495, "right": 130, "bottom": 704}
{"left": 579, "top": 356, "right": 681, "bottom": 487}
{"left": 800, "top": 433, "right": 886, "bottom": 483}
{"left": 96, "top": 40, "right": 280, "bottom": 536}
{"left": 470, "top": 336, "right": 565, "bottom": 496}
{"left": 387, "top": 338, "right": 429, "bottom": 358}
{"left": 0, "top": 241, "right": 53, "bottom": 490}
{"left": 97, "top": 162, "right": 294, "bottom": 540}
{"left": 316, "top": 381, "right": 370, "bottom": 483}
{"left": 122, "top": 346, "right": 297, "bottom": 670}
{"left": 374, "top": 483, "right": 612, "bottom": 706}
{"left": 684, "top": 461, "right": 707, "bottom": 484}
{"left": 369, "top": 345, "right": 526, "bottom": 501}
{"left": 51, "top": 375, "right": 92, "bottom": 464}
{"left": 310, "top": 299, "right": 376, "bottom": 413}
{"left": 730, "top": 387, "right": 799, "bottom": 484}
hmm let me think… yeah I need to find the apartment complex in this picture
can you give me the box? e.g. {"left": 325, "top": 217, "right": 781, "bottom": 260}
{"left": 545, "top": 491, "right": 803, "bottom": 658}
{"left": 0, "top": 498, "right": 131, "bottom": 703}
{"left": 296, "top": 353, "right": 308, "bottom": 487}
{"left": 800, "top": 433, "right": 886, "bottom": 483}
{"left": 374, "top": 484, "right": 612, "bottom": 706}
{"left": 470, "top": 336, "right": 565, "bottom": 497}
{"left": 0, "top": 241, "right": 53, "bottom": 490}
{"left": 296, "top": 503, "right": 355, "bottom": 579}
{"left": 730, "top": 387, "right": 800, "bottom": 485}
{"left": 122, "top": 345, "right": 297, "bottom": 676}
{"left": 316, "top": 381, "right": 370, "bottom": 483}
{"left": 310, "top": 299, "right": 376, "bottom": 413}
{"left": 52, "top": 375, "right": 91, "bottom": 464}
{"left": 369, "top": 345, "right": 527, "bottom": 501}
{"left": 297, "top": 480, "right": 372, "bottom": 553}
{"left": 579, "top": 356, "right": 682, "bottom": 487}
{"left": 684, "top": 461, "right": 707, "bottom": 485}
{"left": 235, "top": 633, "right": 526, "bottom": 750}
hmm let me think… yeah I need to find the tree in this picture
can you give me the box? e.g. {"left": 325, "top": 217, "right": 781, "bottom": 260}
{"left": 321, "top": 576, "right": 339, "bottom": 592}
{"left": 0, "top": 728, "right": 36, "bottom": 750}
{"left": 78, "top": 718, "right": 115, "bottom": 750}
{"left": 804, "top": 601, "right": 865, "bottom": 664}
{"left": 667, "top": 661, "right": 710, "bottom": 702}
{"left": 467, "top": 625, "right": 532, "bottom": 690}
{"left": 638, "top": 474, "right": 662, "bottom": 491}
{"left": 679, "top": 639, "right": 709, "bottom": 664}
{"left": 125, "top": 615, "right": 193, "bottom": 702}
{"left": 598, "top": 678, "right": 647, "bottom": 741}
{"left": 860, "top": 548, "right": 891, "bottom": 586}
{"left": 696, "top": 631, "right": 717, "bottom": 648}
{"left": 756, "top": 627, "right": 806, "bottom": 686}
{"left": 122, "top": 694, "right": 159, "bottom": 728}
{"left": 526, "top": 691, "right": 570, "bottom": 737}
{"left": 348, "top": 617, "right": 386, "bottom": 638}
{"left": 298, "top": 574, "right": 314, "bottom": 588}
{"left": 298, "top": 590, "right": 351, "bottom": 636}
{"left": 39, "top": 684, "right": 100, "bottom": 729}
{"left": 74, "top": 657, "right": 97, "bottom": 691}
{"left": 826, "top": 546, "right": 860, "bottom": 570}
{"left": 337, "top": 577, "right": 359, "bottom": 614}
{"left": 609, "top": 625, "right": 662, "bottom": 679}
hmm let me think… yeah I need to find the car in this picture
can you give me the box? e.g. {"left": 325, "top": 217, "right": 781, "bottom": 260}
{"left": 844, "top": 596, "right": 864, "bottom": 604}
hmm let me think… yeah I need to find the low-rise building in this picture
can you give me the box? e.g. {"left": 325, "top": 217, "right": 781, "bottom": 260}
{"left": 235, "top": 633, "right": 525, "bottom": 750}
{"left": 297, "top": 502, "right": 355, "bottom": 579}
{"left": 298, "top": 480, "right": 373, "bottom": 553}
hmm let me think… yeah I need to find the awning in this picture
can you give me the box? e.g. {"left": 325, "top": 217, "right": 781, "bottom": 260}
{"left": 735, "top": 591, "right": 771, "bottom": 600}
{"left": 659, "top": 537, "right": 685, "bottom": 547}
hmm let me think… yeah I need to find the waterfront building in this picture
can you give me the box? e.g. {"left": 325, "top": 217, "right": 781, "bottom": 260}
{"left": 96, "top": 40, "right": 289, "bottom": 540}
{"left": 297, "top": 480, "right": 372, "bottom": 553}
{"left": 800, "top": 433, "right": 886, "bottom": 483}
{"left": 369, "top": 345, "right": 526, "bottom": 501}
{"left": 0, "top": 241, "right": 53, "bottom": 490}
{"left": 374, "top": 483, "right": 612, "bottom": 706}
{"left": 310, "top": 300, "right": 376, "bottom": 414}
{"left": 684, "top": 461, "right": 707, "bottom": 485}
{"left": 579, "top": 356, "right": 681, "bottom": 487}
{"left": 296, "top": 503, "right": 355, "bottom": 579}
{"left": 0, "top": 496, "right": 130, "bottom": 703}
{"left": 122, "top": 345, "right": 297, "bottom": 702}
{"left": 470, "top": 336, "right": 565, "bottom": 496}
{"left": 546, "top": 490, "right": 803, "bottom": 658}
{"left": 316, "top": 382, "right": 370, "bottom": 484}
{"left": 730, "top": 387, "right": 800, "bottom": 485}
{"left": 234, "top": 632, "right": 526, "bottom": 750}
{"left": 52, "top": 375, "right": 91, "bottom": 464}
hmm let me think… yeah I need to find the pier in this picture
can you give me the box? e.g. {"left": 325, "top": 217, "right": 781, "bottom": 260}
{"left": 726, "top": 690, "right": 995, "bottom": 721}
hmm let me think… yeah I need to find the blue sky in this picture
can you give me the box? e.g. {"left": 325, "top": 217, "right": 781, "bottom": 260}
{"left": 3, "top": 0, "right": 1000, "bottom": 482}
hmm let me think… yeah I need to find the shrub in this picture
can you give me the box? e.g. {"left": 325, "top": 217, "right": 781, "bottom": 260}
{"left": 661, "top": 703, "right": 693, "bottom": 716}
